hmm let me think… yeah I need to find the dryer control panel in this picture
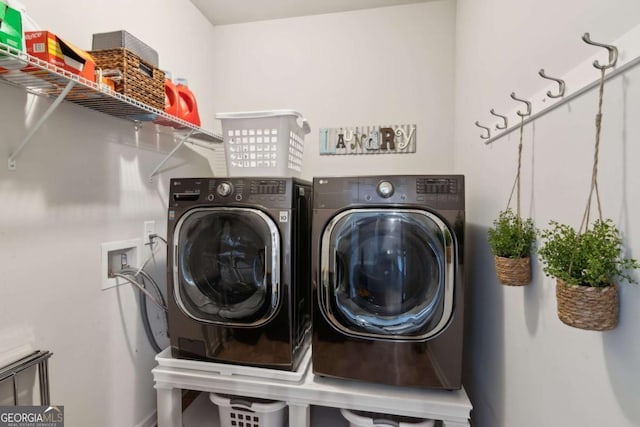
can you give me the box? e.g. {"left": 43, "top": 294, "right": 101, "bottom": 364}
{"left": 313, "top": 175, "right": 464, "bottom": 210}
{"left": 416, "top": 177, "right": 460, "bottom": 195}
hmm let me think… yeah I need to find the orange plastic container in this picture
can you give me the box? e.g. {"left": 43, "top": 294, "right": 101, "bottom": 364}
{"left": 154, "top": 73, "right": 181, "bottom": 127}
{"left": 175, "top": 78, "right": 201, "bottom": 127}
{"left": 164, "top": 78, "right": 179, "bottom": 117}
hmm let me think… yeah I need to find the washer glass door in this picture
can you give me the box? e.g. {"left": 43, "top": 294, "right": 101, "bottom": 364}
{"left": 320, "top": 209, "right": 455, "bottom": 340}
{"left": 174, "top": 208, "right": 280, "bottom": 326}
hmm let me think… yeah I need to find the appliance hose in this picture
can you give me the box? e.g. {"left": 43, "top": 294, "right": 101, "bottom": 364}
{"left": 118, "top": 268, "right": 168, "bottom": 353}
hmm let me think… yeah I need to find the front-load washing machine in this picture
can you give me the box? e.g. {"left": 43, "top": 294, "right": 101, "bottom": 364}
{"left": 167, "top": 177, "right": 312, "bottom": 371}
{"left": 312, "top": 175, "right": 465, "bottom": 389}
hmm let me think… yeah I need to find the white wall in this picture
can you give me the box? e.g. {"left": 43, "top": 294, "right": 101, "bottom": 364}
{"left": 207, "top": 1, "right": 457, "bottom": 179}
{"left": 0, "top": 1, "right": 216, "bottom": 426}
{"left": 9, "top": 2, "right": 639, "bottom": 426}
{"left": 454, "top": 1, "right": 640, "bottom": 426}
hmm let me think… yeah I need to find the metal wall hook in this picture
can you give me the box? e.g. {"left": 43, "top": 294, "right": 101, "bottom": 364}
{"left": 510, "top": 92, "right": 532, "bottom": 117}
{"left": 538, "top": 69, "right": 566, "bottom": 98}
{"left": 489, "top": 109, "right": 508, "bottom": 129}
{"left": 582, "top": 32, "right": 618, "bottom": 70}
{"left": 475, "top": 121, "right": 491, "bottom": 139}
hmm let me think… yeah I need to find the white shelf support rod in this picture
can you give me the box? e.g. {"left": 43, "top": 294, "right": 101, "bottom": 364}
{"left": 149, "top": 129, "right": 196, "bottom": 181}
{"left": 8, "top": 81, "right": 75, "bottom": 170}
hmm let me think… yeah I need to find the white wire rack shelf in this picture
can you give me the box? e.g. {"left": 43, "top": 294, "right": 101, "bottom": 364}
{"left": 0, "top": 41, "right": 223, "bottom": 178}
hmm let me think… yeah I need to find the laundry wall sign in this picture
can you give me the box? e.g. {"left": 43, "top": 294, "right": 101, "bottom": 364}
{"left": 319, "top": 124, "right": 417, "bottom": 155}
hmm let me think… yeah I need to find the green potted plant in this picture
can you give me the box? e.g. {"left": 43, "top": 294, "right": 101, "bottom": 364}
{"left": 487, "top": 209, "right": 536, "bottom": 286}
{"left": 538, "top": 219, "right": 639, "bottom": 330}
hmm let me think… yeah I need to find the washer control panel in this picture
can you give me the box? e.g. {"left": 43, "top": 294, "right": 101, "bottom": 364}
{"left": 216, "top": 182, "right": 233, "bottom": 197}
{"left": 250, "top": 179, "right": 287, "bottom": 195}
{"left": 170, "top": 178, "right": 292, "bottom": 207}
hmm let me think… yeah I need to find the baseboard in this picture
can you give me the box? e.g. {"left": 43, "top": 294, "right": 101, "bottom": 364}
{"left": 135, "top": 410, "right": 157, "bottom": 427}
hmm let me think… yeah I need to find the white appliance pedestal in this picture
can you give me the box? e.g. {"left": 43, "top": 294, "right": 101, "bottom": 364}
{"left": 152, "top": 347, "right": 472, "bottom": 427}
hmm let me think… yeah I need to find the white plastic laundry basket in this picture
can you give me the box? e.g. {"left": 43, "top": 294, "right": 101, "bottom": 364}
{"left": 216, "top": 110, "right": 310, "bottom": 177}
{"left": 340, "top": 409, "right": 436, "bottom": 427}
{"left": 210, "top": 393, "right": 287, "bottom": 427}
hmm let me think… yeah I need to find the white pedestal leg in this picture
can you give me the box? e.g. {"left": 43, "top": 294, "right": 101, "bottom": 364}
{"left": 289, "top": 403, "right": 311, "bottom": 427}
{"left": 156, "top": 386, "right": 182, "bottom": 427}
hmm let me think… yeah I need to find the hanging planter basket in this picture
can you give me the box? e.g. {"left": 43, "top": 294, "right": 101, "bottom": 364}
{"left": 494, "top": 256, "right": 531, "bottom": 286}
{"left": 487, "top": 106, "right": 535, "bottom": 288}
{"left": 555, "top": 279, "right": 619, "bottom": 331}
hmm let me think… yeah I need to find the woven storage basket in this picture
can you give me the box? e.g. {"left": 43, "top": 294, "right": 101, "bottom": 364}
{"left": 556, "top": 279, "right": 618, "bottom": 331}
{"left": 89, "top": 48, "right": 164, "bottom": 110}
{"left": 494, "top": 256, "right": 530, "bottom": 286}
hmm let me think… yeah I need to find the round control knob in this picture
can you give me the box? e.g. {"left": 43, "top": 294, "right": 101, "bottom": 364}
{"left": 377, "top": 181, "right": 394, "bottom": 198}
{"left": 216, "top": 182, "right": 233, "bottom": 197}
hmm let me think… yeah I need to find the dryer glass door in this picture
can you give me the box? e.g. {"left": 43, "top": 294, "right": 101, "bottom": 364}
{"left": 320, "top": 209, "right": 455, "bottom": 340}
{"left": 174, "top": 208, "right": 280, "bottom": 326}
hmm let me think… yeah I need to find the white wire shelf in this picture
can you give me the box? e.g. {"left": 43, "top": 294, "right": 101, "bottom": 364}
{"left": 1, "top": 41, "right": 224, "bottom": 177}
{"left": 0, "top": 41, "right": 222, "bottom": 143}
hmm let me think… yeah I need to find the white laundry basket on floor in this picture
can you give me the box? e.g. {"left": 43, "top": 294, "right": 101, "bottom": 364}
{"left": 216, "top": 110, "right": 310, "bottom": 177}
{"left": 340, "top": 409, "right": 436, "bottom": 427}
{"left": 210, "top": 393, "right": 287, "bottom": 427}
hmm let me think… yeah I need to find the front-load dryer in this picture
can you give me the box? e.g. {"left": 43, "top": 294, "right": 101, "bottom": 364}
{"left": 167, "top": 177, "right": 312, "bottom": 371}
{"left": 312, "top": 175, "right": 465, "bottom": 389}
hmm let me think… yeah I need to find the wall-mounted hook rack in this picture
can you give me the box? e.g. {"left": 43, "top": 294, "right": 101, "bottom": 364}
{"left": 482, "top": 24, "right": 640, "bottom": 145}
{"left": 582, "top": 32, "right": 618, "bottom": 70}
{"left": 475, "top": 121, "right": 491, "bottom": 139}
{"left": 538, "top": 69, "right": 566, "bottom": 98}
{"left": 510, "top": 92, "right": 532, "bottom": 117}
{"left": 490, "top": 109, "right": 508, "bottom": 129}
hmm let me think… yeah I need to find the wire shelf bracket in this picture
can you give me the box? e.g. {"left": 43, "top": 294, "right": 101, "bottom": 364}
{"left": 149, "top": 129, "right": 196, "bottom": 181}
{"left": 8, "top": 80, "right": 75, "bottom": 171}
